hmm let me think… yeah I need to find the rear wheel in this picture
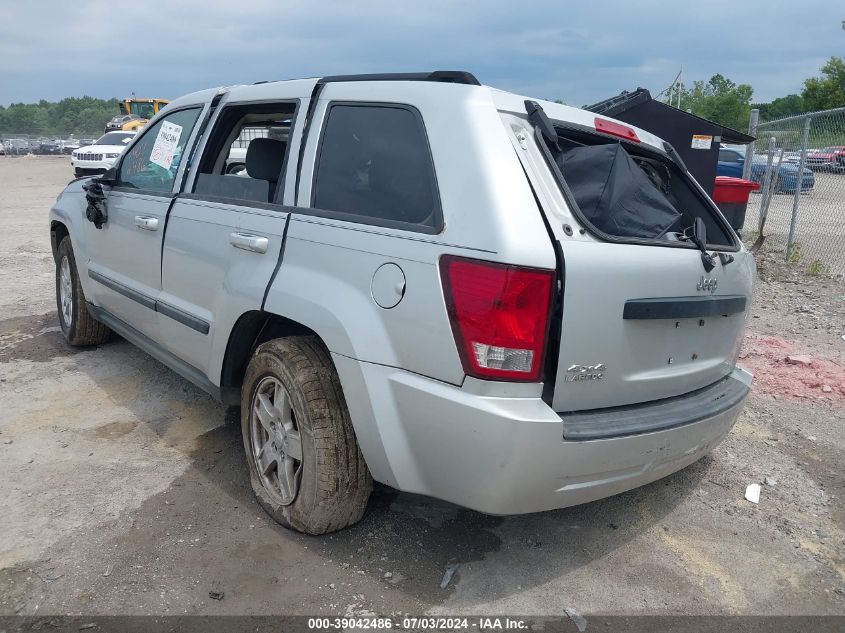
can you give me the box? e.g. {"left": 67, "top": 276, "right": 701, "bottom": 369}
{"left": 56, "top": 237, "right": 111, "bottom": 346}
{"left": 241, "top": 336, "right": 372, "bottom": 534}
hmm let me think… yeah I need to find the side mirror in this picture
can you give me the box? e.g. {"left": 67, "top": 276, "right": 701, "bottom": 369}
{"left": 95, "top": 167, "right": 117, "bottom": 186}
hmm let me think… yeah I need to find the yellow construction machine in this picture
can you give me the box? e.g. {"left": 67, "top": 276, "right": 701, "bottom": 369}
{"left": 104, "top": 97, "right": 170, "bottom": 133}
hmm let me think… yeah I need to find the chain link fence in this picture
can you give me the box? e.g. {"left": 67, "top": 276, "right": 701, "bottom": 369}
{"left": 741, "top": 106, "right": 845, "bottom": 276}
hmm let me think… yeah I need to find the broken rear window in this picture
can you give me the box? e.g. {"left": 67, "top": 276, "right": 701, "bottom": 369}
{"left": 540, "top": 126, "right": 735, "bottom": 248}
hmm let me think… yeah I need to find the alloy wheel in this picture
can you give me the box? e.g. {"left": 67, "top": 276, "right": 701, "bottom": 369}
{"left": 59, "top": 256, "right": 73, "bottom": 326}
{"left": 249, "top": 376, "right": 303, "bottom": 506}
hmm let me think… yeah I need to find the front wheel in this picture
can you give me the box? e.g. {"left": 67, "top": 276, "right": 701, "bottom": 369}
{"left": 241, "top": 336, "right": 372, "bottom": 534}
{"left": 56, "top": 237, "right": 111, "bottom": 346}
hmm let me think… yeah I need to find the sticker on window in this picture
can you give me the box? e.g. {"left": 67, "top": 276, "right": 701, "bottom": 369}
{"left": 691, "top": 134, "right": 713, "bottom": 150}
{"left": 150, "top": 121, "right": 183, "bottom": 169}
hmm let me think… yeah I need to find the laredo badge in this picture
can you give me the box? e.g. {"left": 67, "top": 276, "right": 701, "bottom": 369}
{"left": 565, "top": 363, "right": 606, "bottom": 382}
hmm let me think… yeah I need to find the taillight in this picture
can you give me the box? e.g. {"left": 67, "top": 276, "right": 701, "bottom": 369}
{"left": 440, "top": 256, "right": 555, "bottom": 382}
{"left": 594, "top": 117, "right": 640, "bottom": 143}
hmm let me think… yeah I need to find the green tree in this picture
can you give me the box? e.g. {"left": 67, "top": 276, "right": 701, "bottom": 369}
{"left": 680, "top": 74, "right": 754, "bottom": 131}
{"left": 0, "top": 96, "right": 119, "bottom": 136}
{"left": 753, "top": 94, "right": 805, "bottom": 122}
{"left": 802, "top": 57, "right": 845, "bottom": 111}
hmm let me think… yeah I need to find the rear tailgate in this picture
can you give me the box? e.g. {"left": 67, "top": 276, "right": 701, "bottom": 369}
{"left": 550, "top": 240, "right": 752, "bottom": 411}
{"left": 499, "top": 107, "right": 754, "bottom": 412}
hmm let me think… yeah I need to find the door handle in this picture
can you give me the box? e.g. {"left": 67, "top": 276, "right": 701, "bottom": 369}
{"left": 134, "top": 216, "right": 159, "bottom": 231}
{"left": 229, "top": 232, "right": 269, "bottom": 254}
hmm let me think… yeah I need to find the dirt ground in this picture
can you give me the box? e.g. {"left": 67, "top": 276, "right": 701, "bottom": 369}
{"left": 1, "top": 156, "right": 844, "bottom": 618}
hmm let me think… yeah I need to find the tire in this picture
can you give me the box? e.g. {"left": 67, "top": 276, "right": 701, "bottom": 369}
{"left": 241, "top": 336, "right": 372, "bottom": 534}
{"left": 56, "top": 236, "right": 111, "bottom": 346}
{"left": 74, "top": 168, "right": 84, "bottom": 178}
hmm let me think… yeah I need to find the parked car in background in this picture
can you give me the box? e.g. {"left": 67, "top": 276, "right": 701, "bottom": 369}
{"left": 50, "top": 72, "right": 754, "bottom": 535}
{"left": 806, "top": 146, "right": 845, "bottom": 172}
{"left": 38, "top": 139, "right": 63, "bottom": 155}
{"left": 717, "top": 147, "right": 814, "bottom": 193}
{"left": 5, "top": 139, "right": 30, "bottom": 155}
{"left": 104, "top": 114, "right": 146, "bottom": 133}
{"left": 70, "top": 131, "right": 136, "bottom": 177}
{"left": 61, "top": 139, "right": 81, "bottom": 155}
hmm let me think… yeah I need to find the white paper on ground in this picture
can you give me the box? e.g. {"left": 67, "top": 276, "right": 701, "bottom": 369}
{"left": 745, "top": 483, "right": 761, "bottom": 504}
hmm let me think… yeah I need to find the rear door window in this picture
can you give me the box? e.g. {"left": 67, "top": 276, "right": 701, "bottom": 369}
{"left": 192, "top": 102, "right": 297, "bottom": 205}
{"left": 311, "top": 104, "right": 442, "bottom": 232}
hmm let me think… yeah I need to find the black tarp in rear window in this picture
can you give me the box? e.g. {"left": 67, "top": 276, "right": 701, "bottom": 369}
{"left": 555, "top": 143, "right": 681, "bottom": 239}
{"left": 532, "top": 120, "right": 736, "bottom": 248}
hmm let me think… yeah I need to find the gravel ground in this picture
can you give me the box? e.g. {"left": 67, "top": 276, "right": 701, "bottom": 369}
{"left": 745, "top": 171, "right": 845, "bottom": 276}
{"left": 1, "top": 156, "right": 844, "bottom": 618}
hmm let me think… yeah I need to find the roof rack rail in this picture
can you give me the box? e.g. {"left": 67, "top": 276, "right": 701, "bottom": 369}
{"left": 317, "top": 71, "right": 480, "bottom": 86}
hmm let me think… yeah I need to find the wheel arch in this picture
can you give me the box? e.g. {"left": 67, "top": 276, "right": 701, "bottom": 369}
{"left": 50, "top": 220, "right": 70, "bottom": 263}
{"left": 219, "top": 310, "right": 322, "bottom": 405}
{"left": 219, "top": 309, "right": 395, "bottom": 486}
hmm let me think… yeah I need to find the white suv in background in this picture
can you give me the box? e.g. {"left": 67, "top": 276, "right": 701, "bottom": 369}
{"left": 49, "top": 71, "right": 754, "bottom": 534}
{"left": 71, "top": 131, "right": 137, "bottom": 177}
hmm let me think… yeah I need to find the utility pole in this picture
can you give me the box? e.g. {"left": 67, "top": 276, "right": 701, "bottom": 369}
{"left": 675, "top": 69, "right": 682, "bottom": 109}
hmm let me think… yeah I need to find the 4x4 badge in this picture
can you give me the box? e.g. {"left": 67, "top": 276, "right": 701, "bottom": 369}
{"left": 565, "top": 363, "right": 606, "bottom": 382}
{"left": 697, "top": 276, "right": 717, "bottom": 294}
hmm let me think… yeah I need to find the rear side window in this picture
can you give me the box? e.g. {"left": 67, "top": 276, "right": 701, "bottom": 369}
{"left": 312, "top": 104, "right": 442, "bottom": 232}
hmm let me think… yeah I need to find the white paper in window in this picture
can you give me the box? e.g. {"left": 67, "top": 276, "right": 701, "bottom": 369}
{"left": 150, "top": 121, "right": 182, "bottom": 169}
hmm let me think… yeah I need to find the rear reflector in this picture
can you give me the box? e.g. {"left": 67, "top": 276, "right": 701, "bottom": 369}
{"left": 439, "top": 256, "right": 555, "bottom": 382}
{"left": 594, "top": 117, "right": 640, "bottom": 142}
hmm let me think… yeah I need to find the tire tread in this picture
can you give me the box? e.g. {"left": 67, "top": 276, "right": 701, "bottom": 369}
{"left": 57, "top": 237, "right": 110, "bottom": 347}
{"left": 242, "top": 335, "right": 372, "bottom": 535}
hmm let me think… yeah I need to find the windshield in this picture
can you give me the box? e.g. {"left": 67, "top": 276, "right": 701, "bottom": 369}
{"left": 128, "top": 102, "right": 156, "bottom": 118}
{"left": 95, "top": 132, "right": 135, "bottom": 146}
{"left": 820, "top": 147, "right": 839, "bottom": 153}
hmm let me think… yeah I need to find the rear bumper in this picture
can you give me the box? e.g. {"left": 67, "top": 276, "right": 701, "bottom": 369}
{"left": 561, "top": 373, "right": 749, "bottom": 440}
{"left": 335, "top": 355, "right": 752, "bottom": 515}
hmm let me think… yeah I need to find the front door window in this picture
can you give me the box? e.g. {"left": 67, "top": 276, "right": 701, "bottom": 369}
{"left": 116, "top": 108, "right": 202, "bottom": 193}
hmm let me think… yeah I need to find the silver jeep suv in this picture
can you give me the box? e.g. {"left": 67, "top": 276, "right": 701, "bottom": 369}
{"left": 49, "top": 71, "right": 754, "bottom": 534}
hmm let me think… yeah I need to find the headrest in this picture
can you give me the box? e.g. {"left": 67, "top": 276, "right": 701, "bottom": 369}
{"left": 246, "top": 138, "right": 286, "bottom": 183}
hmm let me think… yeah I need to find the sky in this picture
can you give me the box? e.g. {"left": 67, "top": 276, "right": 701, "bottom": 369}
{"left": 0, "top": 0, "right": 842, "bottom": 107}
